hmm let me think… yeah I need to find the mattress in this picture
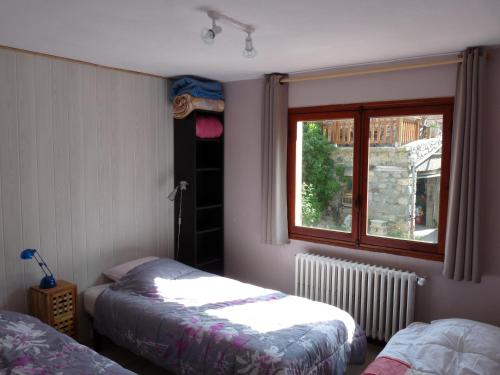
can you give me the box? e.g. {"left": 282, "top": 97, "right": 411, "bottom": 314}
{"left": 84, "top": 283, "right": 113, "bottom": 316}
{"left": 363, "top": 318, "right": 500, "bottom": 375}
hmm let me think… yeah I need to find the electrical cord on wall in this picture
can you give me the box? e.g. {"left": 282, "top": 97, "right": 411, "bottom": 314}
{"left": 168, "top": 180, "right": 189, "bottom": 261}
{"left": 175, "top": 188, "right": 184, "bottom": 261}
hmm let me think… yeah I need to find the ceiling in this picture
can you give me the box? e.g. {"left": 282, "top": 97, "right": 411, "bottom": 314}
{"left": 1, "top": 0, "right": 499, "bottom": 82}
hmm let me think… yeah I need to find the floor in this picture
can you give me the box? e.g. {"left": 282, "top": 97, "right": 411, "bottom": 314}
{"left": 100, "top": 341, "right": 382, "bottom": 375}
{"left": 100, "top": 343, "right": 172, "bottom": 374}
{"left": 346, "top": 343, "right": 381, "bottom": 375}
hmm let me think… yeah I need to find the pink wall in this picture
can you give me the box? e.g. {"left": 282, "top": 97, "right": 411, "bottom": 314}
{"left": 224, "top": 48, "right": 500, "bottom": 326}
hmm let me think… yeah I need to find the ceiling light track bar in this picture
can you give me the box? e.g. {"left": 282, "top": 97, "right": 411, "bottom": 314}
{"left": 207, "top": 10, "right": 254, "bottom": 33}
{"left": 201, "top": 9, "right": 257, "bottom": 58}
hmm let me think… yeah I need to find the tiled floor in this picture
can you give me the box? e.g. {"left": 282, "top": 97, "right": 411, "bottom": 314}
{"left": 100, "top": 341, "right": 382, "bottom": 375}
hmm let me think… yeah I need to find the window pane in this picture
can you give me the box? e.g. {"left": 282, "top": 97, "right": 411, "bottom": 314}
{"left": 366, "top": 115, "right": 443, "bottom": 243}
{"left": 295, "top": 119, "right": 354, "bottom": 232}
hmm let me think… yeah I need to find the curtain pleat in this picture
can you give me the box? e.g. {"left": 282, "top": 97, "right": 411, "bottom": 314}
{"left": 443, "top": 47, "right": 483, "bottom": 282}
{"left": 261, "top": 74, "right": 290, "bottom": 245}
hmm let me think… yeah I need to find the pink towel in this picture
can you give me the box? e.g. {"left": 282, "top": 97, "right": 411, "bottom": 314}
{"left": 196, "top": 115, "right": 223, "bottom": 138}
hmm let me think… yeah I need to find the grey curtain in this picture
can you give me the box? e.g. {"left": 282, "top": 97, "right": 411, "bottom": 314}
{"left": 262, "top": 74, "right": 290, "bottom": 245}
{"left": 444, "top": 47, "right": 484, "bottom": 282}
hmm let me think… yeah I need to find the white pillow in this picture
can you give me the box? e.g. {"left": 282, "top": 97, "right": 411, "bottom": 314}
{"left": 103, "top": 256, "right": 159, "bottom": 281}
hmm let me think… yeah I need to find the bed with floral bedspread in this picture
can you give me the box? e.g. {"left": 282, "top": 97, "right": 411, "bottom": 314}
{"left": 94, "top": 258, "right": 367, "bottom": 374}
{"left": 0, "top": 310, "right": 135, "bottom": 374}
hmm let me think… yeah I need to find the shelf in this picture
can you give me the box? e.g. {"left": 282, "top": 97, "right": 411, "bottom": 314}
{"left": 196, "top": 169, "right": 222, "bottom": 207}
{"left": 197, "top": 140, "right": 222, "bottom": 169}
{"left": 196, "top": 167, "right": 221, "bottom": 172}
{"left": 197, "top": 230, "right": 223, "bottom": 264}
{"left": 193, "top": 109, "right": 224, "bottom": 117}
{"left": 196, "top": 258, "right": 222, "bottom": 268}
{"left": 174, "top": 110, "right": 224, "bottom": 275}
{"left": 196, "top": 138, "right": 221, "bottom": 142}
{"left": 196, "top": 204, "right": 222, "bottom": 211}
{"left": 196, "top": 227, "right": 222, "bottom": 235}
{"left": 197, "top": 206, "right": 222, "bottom": 232}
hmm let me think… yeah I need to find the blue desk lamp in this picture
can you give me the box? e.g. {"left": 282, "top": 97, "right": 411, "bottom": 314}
{"left": 20, "top": 248, "right": 57, "bottom": 289}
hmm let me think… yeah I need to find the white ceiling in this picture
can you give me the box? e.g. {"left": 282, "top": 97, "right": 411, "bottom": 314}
{"left": 1, "top": 0, "right": 499, "bottom": 82}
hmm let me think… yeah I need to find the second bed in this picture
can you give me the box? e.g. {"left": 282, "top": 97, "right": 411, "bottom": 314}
{"left": 85, "top": 258, "right": 367, "bottom": 374}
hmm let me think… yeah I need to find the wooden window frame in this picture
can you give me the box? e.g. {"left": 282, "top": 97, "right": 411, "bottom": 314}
{"left": 287, "top": 98, "right": 453, "bottom": 261}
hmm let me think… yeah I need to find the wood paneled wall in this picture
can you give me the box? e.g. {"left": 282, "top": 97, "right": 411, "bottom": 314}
{"left": 0, "top": 48, "right": 173, "bottom": 313}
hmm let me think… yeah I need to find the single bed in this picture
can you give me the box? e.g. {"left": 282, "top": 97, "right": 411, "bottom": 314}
{"left": 362, "top": 318, "right": 500, "bottom": 375}
{"left": 0, "top": 310, "right": 135, "bottom": 374}
{"left": 88, "top": 258, "right": 367, "bottom": 374}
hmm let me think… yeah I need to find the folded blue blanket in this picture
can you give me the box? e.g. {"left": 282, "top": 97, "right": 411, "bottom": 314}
{"left": 170, "top": 77, "right": 224, "bottom": 101}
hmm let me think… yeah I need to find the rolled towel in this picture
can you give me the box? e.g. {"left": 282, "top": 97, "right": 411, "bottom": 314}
{"left": 173, "top": 94, "right": 224, "bottom": 119}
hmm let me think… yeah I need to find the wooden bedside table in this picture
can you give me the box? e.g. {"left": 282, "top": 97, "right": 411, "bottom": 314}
{"left": 29, "top": 280, "right": 77, "bottom": 338}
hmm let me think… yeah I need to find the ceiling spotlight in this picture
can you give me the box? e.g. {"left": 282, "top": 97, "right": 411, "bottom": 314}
{"left": 242, "top": 31, "right": 257, "bottom": 58}
{"left": 201, "top": 17, "right": 222, "bottom": 45}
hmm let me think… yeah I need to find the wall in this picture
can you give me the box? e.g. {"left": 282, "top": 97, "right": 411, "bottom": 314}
{"left": 0, "top": 48, "right": 173, "bottom": 318}
{"left": 224, "top": 48, "right": 500, "bottom": 326}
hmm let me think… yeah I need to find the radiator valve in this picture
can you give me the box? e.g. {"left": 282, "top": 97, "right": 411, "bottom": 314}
{"left": 417, "top": 277, "right": 427, "bottom": 286}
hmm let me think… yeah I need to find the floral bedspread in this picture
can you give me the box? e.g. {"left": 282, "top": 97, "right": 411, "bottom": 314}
{"left": 94, "top": 258, "right": 367, "bottom": 374}
{"left": 0, "top": 310, "right": 135, "bottom": 374}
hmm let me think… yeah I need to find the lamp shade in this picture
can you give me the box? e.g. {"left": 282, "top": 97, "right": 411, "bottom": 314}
{"left": 242, "top": 34, "right": 257, "bottom": 58}
{"left": 20, "top": 248, "right": 37, "bottom": 259}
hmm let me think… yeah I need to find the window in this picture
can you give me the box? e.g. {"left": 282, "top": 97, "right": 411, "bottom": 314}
{"left": 288, "top": 98, "right": 453, "bottom": 260}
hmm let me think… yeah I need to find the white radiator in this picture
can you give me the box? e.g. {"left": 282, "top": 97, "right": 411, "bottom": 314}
{"left": 294, "top": 253, "right": 424, "bottom": 341}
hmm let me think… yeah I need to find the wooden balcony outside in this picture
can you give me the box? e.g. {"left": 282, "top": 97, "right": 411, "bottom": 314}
{"left": 322, "top": 117, "right": 428, "bottom": 146}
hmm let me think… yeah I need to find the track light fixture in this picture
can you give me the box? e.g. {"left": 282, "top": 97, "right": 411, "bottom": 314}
{"left": 200, "top": 10, "right": 257, "bottom": 58}
{"left": 201, "top": 16, "right": 222, "bottom": 45}
{"left": 242, "top": 31, "right": 257, "bottom": 58}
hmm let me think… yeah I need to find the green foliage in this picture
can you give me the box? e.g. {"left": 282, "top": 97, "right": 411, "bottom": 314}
{"left": 301, "top": 122, "right": 344, "bottom": 225}
{"left": 301, "top": 183, "right": 323, "bottom": 225}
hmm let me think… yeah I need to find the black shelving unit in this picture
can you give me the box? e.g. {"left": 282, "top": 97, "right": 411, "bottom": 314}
{"left": 173, "top": 110, "right": 224, "bottom": 275}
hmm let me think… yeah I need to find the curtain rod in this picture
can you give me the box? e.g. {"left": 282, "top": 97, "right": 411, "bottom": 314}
{"left": 280, "top": 56, "right": 464, "bottom": 84}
